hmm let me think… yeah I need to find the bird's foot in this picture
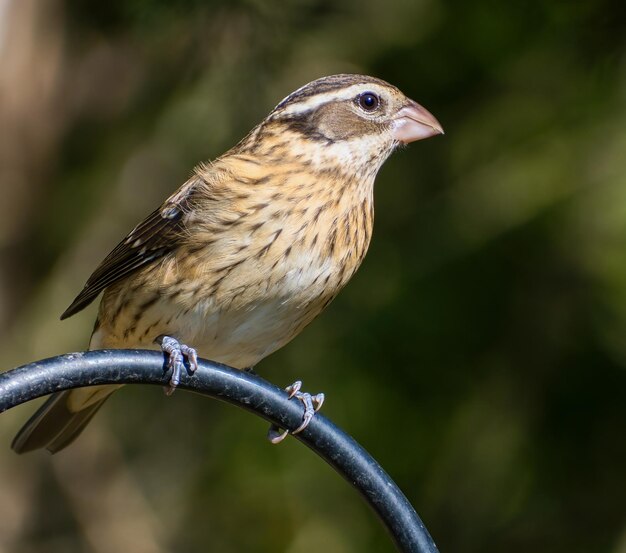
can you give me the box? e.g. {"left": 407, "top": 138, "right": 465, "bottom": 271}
{"left": 156, "top": 335, "right": 198, "bottom": 395}
{"left": 267, "top": 380, "right": 325, "bottom": 444}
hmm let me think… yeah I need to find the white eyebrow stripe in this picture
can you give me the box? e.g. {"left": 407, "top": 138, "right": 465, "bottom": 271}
{"left": 275, "top": 83, "right": 386, "bottom": 117}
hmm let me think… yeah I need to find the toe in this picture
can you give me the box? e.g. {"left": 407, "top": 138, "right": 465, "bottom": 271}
{"left": 181, "top": 345, "right": 199, "bottom": 373}
{"left": 267, "top": 381, "right": 325, "bottom": 444}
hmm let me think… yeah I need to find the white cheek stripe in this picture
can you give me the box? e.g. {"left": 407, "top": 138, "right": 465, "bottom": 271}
{"left": 275, "top": 83, "right": 389, "bottom": 117}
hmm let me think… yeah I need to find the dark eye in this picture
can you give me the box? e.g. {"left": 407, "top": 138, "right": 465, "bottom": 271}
{"left": 358, "top": 92, "right": 380, "bottom": 112}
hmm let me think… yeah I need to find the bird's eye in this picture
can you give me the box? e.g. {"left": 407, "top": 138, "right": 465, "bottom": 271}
{"left": 358, "top": 92, "right": 380, "bottom": 112}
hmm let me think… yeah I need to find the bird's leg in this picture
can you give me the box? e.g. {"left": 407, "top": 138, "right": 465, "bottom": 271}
{"left": 155, "top": 335, "right": 198, "bottom": 395}
{"left": 267, "top": 380, "right": 325, "bottom": 444}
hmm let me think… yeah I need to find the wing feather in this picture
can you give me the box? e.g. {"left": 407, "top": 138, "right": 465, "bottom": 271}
{"left": 60, "top": 178, "right": 199, "bottom": 319}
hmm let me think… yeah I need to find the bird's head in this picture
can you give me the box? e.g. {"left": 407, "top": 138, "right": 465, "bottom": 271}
{"left": 257, "top": 74, "right": 443, "bottom": 177}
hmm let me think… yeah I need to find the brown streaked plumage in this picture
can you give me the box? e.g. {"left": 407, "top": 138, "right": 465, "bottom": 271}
{"left": 12, "top": 74, "right": 443, "bottom": 454}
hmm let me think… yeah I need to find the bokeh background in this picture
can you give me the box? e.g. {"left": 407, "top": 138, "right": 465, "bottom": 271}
{"left": 1, "top": 0, "right": 625, "bottom": 551}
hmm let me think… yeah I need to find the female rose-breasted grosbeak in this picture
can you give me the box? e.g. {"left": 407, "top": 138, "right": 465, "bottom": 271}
{"left": 12, "top": 74, "right": 443, "bottom": 453}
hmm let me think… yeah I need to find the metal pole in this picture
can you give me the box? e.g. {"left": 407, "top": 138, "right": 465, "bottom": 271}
{"left": 0, "top": 350, "right": 439, "bottom": 553}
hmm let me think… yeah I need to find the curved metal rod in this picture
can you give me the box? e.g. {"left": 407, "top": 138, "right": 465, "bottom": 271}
{"left": 0, "top": 350, "right": 439, "bottom": 553}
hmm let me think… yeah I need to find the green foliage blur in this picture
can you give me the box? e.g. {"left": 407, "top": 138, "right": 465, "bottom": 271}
{"left": 0, "top": 0, "right": 625, "bottom": 552}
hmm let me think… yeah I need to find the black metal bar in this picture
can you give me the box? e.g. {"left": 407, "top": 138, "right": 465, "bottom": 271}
{"left": 0, "top": 350, "right": 439, "bottom": 553}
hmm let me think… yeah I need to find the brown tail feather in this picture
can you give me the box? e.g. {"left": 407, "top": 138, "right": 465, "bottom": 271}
{"left": 11, "top": 390, "right": 110, "bottom": 454}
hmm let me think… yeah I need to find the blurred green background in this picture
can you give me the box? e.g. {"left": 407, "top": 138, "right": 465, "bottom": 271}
{"left": 1, "top": 0, "right": 625, "bottom": 551}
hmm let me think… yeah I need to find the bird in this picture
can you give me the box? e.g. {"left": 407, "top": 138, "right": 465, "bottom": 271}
{"left": 11, "top": 73, "right": 443, "bottom": 454}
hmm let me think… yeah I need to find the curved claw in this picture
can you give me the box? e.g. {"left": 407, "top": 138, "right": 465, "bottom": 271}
{"left": 267, "top": 381, "right": 325, "bottom": 444}
{"left": 156, "top": 336, "right": 198, "bottom": 395}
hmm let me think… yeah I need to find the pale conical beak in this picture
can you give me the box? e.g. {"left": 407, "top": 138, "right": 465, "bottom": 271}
{"left": 391, "top": 100, "right": 444, "bottom": 143}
